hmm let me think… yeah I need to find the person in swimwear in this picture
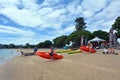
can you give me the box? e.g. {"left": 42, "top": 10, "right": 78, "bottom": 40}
{"left": 50, "top": 46, "right": 55, "bottom": 59}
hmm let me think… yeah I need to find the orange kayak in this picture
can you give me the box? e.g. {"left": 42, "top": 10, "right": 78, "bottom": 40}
{"left": 80, "top": 46, "right": 96, "bottom": 53}
{"left": 36, "top": 52, "right": 63, "bottom": 59}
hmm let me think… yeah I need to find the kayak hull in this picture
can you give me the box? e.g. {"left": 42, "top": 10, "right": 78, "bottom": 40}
{"left": 36, "top": 52, "right": 63, "bottom": 59}
{"left": 80, "top": 46, "right": 96, "bottom": 53}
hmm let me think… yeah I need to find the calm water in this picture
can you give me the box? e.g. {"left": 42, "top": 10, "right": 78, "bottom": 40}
{"left": 0, "top": 49, "right": 20, "bottom": 64}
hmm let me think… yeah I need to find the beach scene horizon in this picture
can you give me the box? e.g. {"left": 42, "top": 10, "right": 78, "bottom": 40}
{"left": 0, "top": 0, "right": 120, "bottom": 80}
{"left": 0, "top": 48, "right": 120, "bottom": 80}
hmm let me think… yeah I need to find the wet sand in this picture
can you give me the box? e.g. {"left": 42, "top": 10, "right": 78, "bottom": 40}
{"left": 0, "top": 49, "right": 120, "bottom": 80}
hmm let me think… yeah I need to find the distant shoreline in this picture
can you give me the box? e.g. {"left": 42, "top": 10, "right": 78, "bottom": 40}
{"left": 0, "top": 49, "right": 20, "bottom": 65}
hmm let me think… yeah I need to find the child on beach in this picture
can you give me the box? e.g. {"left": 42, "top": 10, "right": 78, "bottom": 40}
{"left": 49, "top": 46, "right": 55, "bottom": 59}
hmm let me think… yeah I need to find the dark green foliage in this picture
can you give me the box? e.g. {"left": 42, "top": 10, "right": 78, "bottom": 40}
{"left": 37, "top": 42, "right": 44, "bottom": 48}
{"left": 2, "top": 44, "right": 23, "bottom": 48}
{"left": 112, "top": 16, "right": 120, "bottom": 38}
{"left": 75, "top": 17, "right": 86, "bottom": 31}
{"left": 112, "top": 16, "right": 120, "bottom": 31}
{"left": 65, "top": 30, "right": 92, "bottom": 47}
{"left": 37, "top": 40, "right": 52, "bottom": 48}
{"left": 92, "top": 30, "right": 109, "bottom": 42}
{"left": 25, "top": 43, "right": 30, "bottom": 48}
{"left": 53, "top": 35, "right": 68, "bottom": 48}
{"left": 24, "top": 43, "right": 36, "bottom": 48}
{"left": 117, "top": 31, "right": 120, "bottom": 38}
{"left": 8, "top": 44, "right": 16, "bottom": 48}
{"left": 44, "top": 40, "right": 52, "bottom": 48}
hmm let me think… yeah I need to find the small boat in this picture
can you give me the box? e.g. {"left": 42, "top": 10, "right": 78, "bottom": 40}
{"left": 36, "top": 52, "right": 63, "bottom": 59}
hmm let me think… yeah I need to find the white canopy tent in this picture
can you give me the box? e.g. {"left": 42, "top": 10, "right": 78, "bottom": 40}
{"left": 88, "top": 37, "right": 106, "bottom": 49}
{"left": 88, "top": 37, "right": 106, "bottom": 42}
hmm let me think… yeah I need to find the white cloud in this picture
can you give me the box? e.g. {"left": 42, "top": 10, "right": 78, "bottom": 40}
{"left": 0, "top": 25, "right": 35, "bottom": 37}
{"left": 0, "top": 7, "right": 44, "bottom": 28}
{"left": 61, "top": 25, "right": 75, "bottom": 34}
{"left": 0, "top": 25, "right": 59, "bottom": 44}
{"left": 66, "top": 0, "right": 83, "bottom": 15}
{"left": 84, "top": 0, "right": 120, "bottom": 32}
{"left": 83, "top": 10, "right": 94, "bottom": 18}
{"left": 41, "top": 0, "right": 60, "bottom": 7}
{"left": 54, "top": 25, "right": 75, "bottom": 36}
{"left": 0, "top": 0, "right": 82, "bottom": 30}
{"left": 0, "top": 0, "right": 120, "bottom": 44}
{"left": 0, "top": 1, "right": 68, "bottom": 30}
{"left": 93, "top": 1, "right": 120, "bottom": 21}
{"left": 82, "top": 0, "right": 107, "bottom": 13}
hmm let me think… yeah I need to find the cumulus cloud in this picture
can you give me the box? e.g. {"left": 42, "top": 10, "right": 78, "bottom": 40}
{"left": 0, "top": 25, "right": 35, "bottom": 37}
{"left": 81, "top": 0, "right": 108, "bottom": 13}
{"left": 85, "top": 0, "right": 120, "bottom": 32}
{"left": 0, "top": 25, "right": 55, "bottom": 44}
{"left": 0, "top": 0, "right": 120, "bottom": 44}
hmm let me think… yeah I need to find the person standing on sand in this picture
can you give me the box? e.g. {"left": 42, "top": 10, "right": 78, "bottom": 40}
{"left": 108, "top": 47, "right": 115, "bottom": 54}
{"left": 49, "top": 46, "right": 55, "bottom": 59}
{"left": 89, "top": 43, "right": 93, "bottom": 53}
{"left": 34, "top": 47, "right": 38, "bottom": 54}
{"left": 103, "top": 47, "right": 108, "bottom": 54}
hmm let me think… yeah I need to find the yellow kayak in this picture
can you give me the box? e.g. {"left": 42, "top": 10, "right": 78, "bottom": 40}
{"left": 68, "top": 49, "right": 81, "bottom": 54}
{"left": 56, "top": 49, "right": 72, "bottom": 53}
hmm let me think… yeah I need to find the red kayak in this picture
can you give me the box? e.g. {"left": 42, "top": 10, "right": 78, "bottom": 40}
{"left": 36, "top": 52, "right": 63, "bottom": 59}
{"left": 80, "top": 46, "right": 96, "bottom": 53}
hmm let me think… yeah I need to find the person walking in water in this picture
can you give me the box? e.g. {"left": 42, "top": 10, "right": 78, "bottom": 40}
{"left": 50, "top": 46, "right": 55, "bottom": 59}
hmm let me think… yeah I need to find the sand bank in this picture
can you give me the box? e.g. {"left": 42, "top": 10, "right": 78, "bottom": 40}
{"left": 0, "top": 49, "right": 120, "bottom": 80}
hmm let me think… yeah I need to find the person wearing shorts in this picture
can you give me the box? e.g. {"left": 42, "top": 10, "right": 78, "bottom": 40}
{"left": 50, "top": 46, "right": 54, "bottom": 58}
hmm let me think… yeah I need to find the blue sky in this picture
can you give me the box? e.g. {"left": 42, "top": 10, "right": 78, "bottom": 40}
{"left": 0, "top": 0, "right": 120, "bottom": 45}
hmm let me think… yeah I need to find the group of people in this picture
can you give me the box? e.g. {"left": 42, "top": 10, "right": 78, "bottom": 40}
{"left": 20, "top": 46, "right": 55, "bottom": 58}
{"left": 87, "top": 42, "right": 118, "bottom": 54}
{"left": 103, "top": 47, "right": 116, "bottom": 54}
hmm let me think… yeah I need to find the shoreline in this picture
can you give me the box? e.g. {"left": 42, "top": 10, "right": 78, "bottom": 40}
{"left": 0, "top": 49, "right": 21, "bottom": 65}
{"left": 0, "top": 49, "right": 120, "bottom": 80}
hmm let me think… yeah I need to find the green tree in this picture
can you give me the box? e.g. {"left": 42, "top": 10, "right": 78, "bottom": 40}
{"left": 44, "top": 40, "right": 52, "bottom": 48}
{"left": 66, "top": 30, "right": 92, "bottom": 47}
{"left": 0, "top": 44, "right": 3, "bottom": 48}
{"left": 9, "top": 44, "right": 15, "bottom": 48}
{"left": 4, "top": 44, "right": 9, "bottom": 48}
{"left": 25, "top": 43, "right": 30, "bottom": 48}
{"left": 75, "top": 17, "right": 86, "bottom": 31}
{"left": 37, "top": 42, "right": 44, "bottom": 48}
{"left": 92, "top": 30, "right": 109, "bottom": 41}
{"left": 112, "top": 16, "right": 120, "bottom": 38}
{"left": 53, "top": 35, "right": 68, "bottom": 48}
{"left": 117, "top": 31, "right": 120, "bottom": 38}
{"left": 112, "top": 17, "right": 120, "bottom": 31}
{"left": 37, "top": 40, "right": 52, "bottom": 48}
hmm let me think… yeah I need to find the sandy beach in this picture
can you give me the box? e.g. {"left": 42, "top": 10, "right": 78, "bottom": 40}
{"left": 0, "top": 49, "right": 120, "bottom": 80}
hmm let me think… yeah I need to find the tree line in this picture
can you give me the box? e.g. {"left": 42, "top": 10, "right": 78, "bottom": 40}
{"left": 0, "top": 17, "right": 120, "bottom": 49}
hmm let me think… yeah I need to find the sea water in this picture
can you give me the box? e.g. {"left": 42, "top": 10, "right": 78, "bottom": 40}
{"left": 0, "top": 49, "right": 20, "bottom": 64}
